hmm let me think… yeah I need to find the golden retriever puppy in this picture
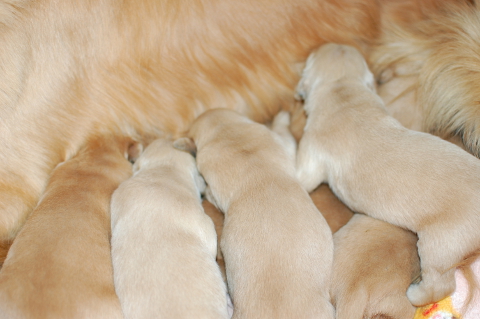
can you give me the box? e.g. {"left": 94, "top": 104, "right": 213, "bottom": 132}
{"left": 369, "top": 0, "right": 480, "bottom": 157}
{"left": 0, "top": 0, "right": 380, "bottom": 256}
{"left": 0, "top": 135, "right": 135, "bottom": 319}
{"left": 331, "top": 214, "right": 420, "bottom": 319}
{"left": 295, "top": 43, "right": 480, "bottom": 307}
{"left": 175, "top": 109, "right": 334, "bottom": 319}
{"left": 110, "top": 138, "right": 229, "bottom": 319}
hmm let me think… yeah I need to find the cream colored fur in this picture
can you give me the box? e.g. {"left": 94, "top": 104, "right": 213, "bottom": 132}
{"left": 110, "top": 138, "right": 228, "bottom": 319}
{"left": 179, "top": 109, "right": 334, "bottom": 319}
{"left": 0, "top": 135, "right": 134, "bottom": 319}
{"left": 296, "top": 43, "right": 480, "bottom": 307}
{"left": 331, "top": 214, "right": 420, "bottom": 319}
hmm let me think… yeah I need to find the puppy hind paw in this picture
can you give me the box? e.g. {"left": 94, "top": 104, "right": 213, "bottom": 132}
{"left": 407, "top": 283, "right": 433, "bottom": 307}
{"left": 406, "top": 280, "right": 455, "bottom": 307}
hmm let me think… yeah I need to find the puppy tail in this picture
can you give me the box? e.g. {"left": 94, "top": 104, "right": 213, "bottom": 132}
{"left": 334, "top": 289, "right": 367, "bottom": 319}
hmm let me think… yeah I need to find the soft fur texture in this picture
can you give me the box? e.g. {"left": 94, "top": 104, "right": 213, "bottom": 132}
{"left": 110, "top": 138, "right": 228, "bottom": 319}
{"left": 0, "top": 135, "right": 134, "bottom": 319}
{"left": 370, "top": 0, "right": 480, "bottom": 156}
{"left": 296, "top": 43, "right": 480, "bottom": 307}
{"left": 179, "top": 109, "right": 334, "bottom": 319}
{"left": 0, "top": 0, "right": 380, "bottom": 254}
{"left": 204, "top": 183, "right": 353, "bottom": 280}
{"left": 331, "top": 214, "right": 420, "bottom": 319}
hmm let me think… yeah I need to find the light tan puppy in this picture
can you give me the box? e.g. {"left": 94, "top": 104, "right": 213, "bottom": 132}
{"left": 295, "top": 43, "right": 480, "bottom": 307}
{"left": 110, "top": 138, "right": 229, "bottom": 319}
{"left": 331, "top": 214, "right": 420, "bottom": 319}
{"left": 175, "top": 109, "right": 334, "bottom": 319}
{"left": 0, "top": 135, "right": 134, "bottom": 319}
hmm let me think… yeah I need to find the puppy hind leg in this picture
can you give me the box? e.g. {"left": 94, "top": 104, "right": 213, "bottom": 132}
{"left": 406, "top": 236, "right": 456, "bottom": 306}
{"left": 407, "top": 268, "right": 456, "bottom": 307}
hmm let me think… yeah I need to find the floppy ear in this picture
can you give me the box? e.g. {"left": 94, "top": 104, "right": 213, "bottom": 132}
{"left": 294, "top": 77, "right": 307, "bottom": 101}
{"left": 173, "top": 137, "right": 197, "bottom": 157}
{"left": 127, "top": 142, "right": 144, "bottom": 163}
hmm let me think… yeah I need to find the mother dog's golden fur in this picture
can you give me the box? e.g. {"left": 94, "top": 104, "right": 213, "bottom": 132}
{"left": 0, "top": 0, "right": 379, "bottom": 250}
{"left": 370, "top": 0, "right": 480, "bottom": 156}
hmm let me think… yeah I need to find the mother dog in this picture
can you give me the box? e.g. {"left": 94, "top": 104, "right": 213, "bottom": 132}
{"left": 0, "top": 0, "right": 380, "bottom": 248}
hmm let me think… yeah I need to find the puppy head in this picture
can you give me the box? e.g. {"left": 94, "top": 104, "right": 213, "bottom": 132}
{"left": 133, "top": 138, "right": 197, "bottom": 175}
{"left": 126, "top": 142, "right": 144, "bottom": 163}
{"left": 186, "top": 108, "right": 248, "bottom": 148}
{"left": 296, "top": 43, "right": 375, "bottom": 101}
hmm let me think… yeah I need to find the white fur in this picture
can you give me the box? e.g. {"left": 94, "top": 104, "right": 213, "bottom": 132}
{"left": 110, "top": 139, "right": 228, "bottom": 319}
{"left": 296, "top": 43, "right": 480, "bottom": 307}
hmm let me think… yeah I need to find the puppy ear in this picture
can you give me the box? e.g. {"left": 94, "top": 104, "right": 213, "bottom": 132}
{"left": 127, "top": 142, "right": 144, "bottom": 164}
{"left": 295, "top": 77, "right": 307, "bottom": 101}
{"left": 173, "top": 137, "right": 197, "bottom": 157}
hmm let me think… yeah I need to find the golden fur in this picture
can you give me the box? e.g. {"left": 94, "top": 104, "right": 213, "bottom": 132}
{"left": 370, "top": 0, "right": 480, "bottom": 156}
{"left": 178, "top": 109, "right": 334, "bottom": 319}
{"left": 296, "top": 43, "right": 480, "bottom": 306}
{"left": 110, "top": 139, "right": 228, "bottom": 319}
{"left": 0, "top": 135, "right": 134, "bottom": 319}
{"left": 331, "top": 214, "right": 420, "bottom": 319}
{"left": 0, "top": 0, "right": 380, "bottom": 252}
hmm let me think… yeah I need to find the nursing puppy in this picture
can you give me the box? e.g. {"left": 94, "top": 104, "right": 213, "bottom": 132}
{"left": 110, "top": 138, "right": 228, "bottom": 319}
{"left": 0, "top": 135, "right": 135, "bottom": 319}
{"left": 175, "top": 109, "right": 334, "bottom": 319}
{"left": 295, "top": 43, "right": 480, "bottom": 307}
{"left": 331, "top": 214, "right": 420, "bottom": 319}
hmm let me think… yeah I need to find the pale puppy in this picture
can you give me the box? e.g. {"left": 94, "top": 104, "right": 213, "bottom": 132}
{"left": 175, "top": 109, "right": 334, "bottom": 319}
{"left": 331, "top": 214, "right": 420, "bottom": 319}
{"left": 295, "top": 43, "right": 480, "bottom": 306}
{"left": 0, "top": 135, "right": 135, "bottom": 319}
{"left": 110, "top": 139, "right": 228, "bottom": 319}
